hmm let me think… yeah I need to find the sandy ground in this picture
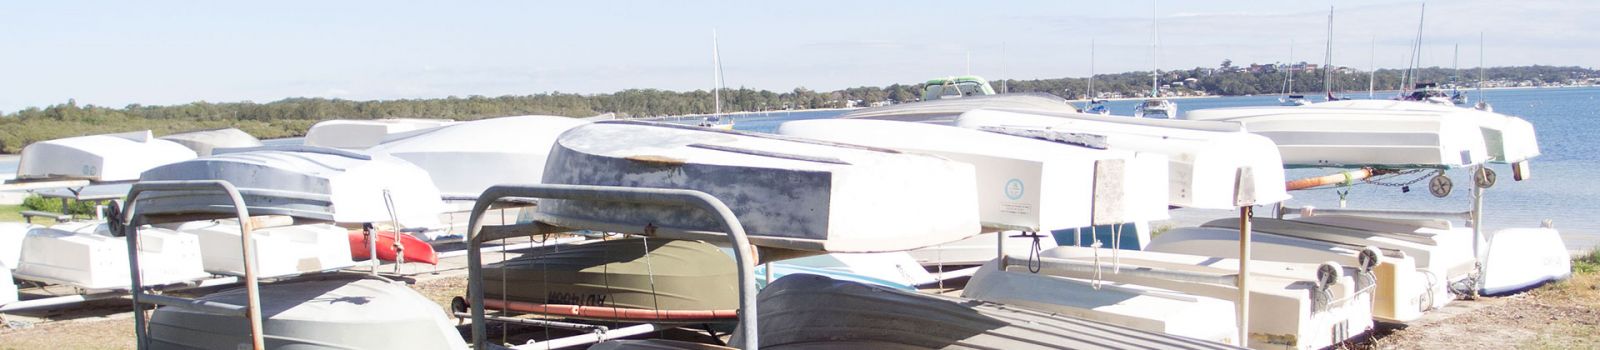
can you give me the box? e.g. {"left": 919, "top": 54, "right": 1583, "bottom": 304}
{"left": 4, "top": 254, "right": 1596, "bottom": 349}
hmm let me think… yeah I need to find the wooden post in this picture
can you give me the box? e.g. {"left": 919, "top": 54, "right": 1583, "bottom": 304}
{"left": 1237, "top": 206, "right": 1252, "bottom": 345}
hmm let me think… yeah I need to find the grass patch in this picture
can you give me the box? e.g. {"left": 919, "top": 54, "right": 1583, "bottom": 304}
{"left": 1573, "top": 249, "right": 1600, "bottom": 274}
{"left": 0, "top": 204, "right": 24, "bottom": 222}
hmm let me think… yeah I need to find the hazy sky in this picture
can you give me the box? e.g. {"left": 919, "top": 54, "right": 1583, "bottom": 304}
{"left": 2, "top": 0, "right": 1594, "bottom": 112}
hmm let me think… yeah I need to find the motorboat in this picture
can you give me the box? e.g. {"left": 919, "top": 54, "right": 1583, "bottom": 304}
{"left": 367, "top": 115, "right": 590, "bottom": 199}
{"left": 147, "top": 276, "right": 467, "bottom": 349}
{"left": 1133, "top": 99, "right": 1178, "bottom": 119}
{"left": 534, "top": 121, "right": 981, "bottom": 253}
{"left": 12, "top": 221, "right": 209, "bottom": 290}
{"left": 1279, "top": 94, "right": 1311, "bottom": 106}
{"left": 137, "top": 146, "right": 447, "bottom": 236}
{"left": 303, "top": 118, "right": 456, "bottom": 149}
{"left": 1183, "top": 106, "right": 1491, "bottom": 168}
{"left": 1400, "top": 83, "right": 1454, "bottom": 105}
{"left": 15, "top": 130, "right": 196, "bottom": 182}
{"left": 696, "top": 115, "right": 734, "bottom": 130}
{"left": 159, "top": 128, "right": 264, "bottom": 156}
{"left": 921, "top": 75, "right": 997, "bottom": 100}
{"left": 729, "top": 274, "right": 1243, "bottom": 350}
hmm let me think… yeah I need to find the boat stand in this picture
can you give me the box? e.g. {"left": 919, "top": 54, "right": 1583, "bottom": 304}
{"left": 120, "top": 180, "right": 266, "bottom": 350}
{"left": 464, "top": 184, "right": 760, "bottom": 350}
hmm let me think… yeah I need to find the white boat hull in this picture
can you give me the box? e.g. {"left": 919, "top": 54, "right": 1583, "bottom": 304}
{"left": 964, "top": 259, "right": 1241, "bottom": 345}
{"left": 1305, "top": 100, "right": 1540, "bottom": 164}
{"left": 17, "top": 130, "right": 197, "bottom": 182}
{"left": 1038, "top": 246, "right": 1374, "bottom": 349}
{"left": 14, "top": 222, "right": 209, "bottom": 290}
{"left": 956, "top": 109, "right": 1290, "bottom": 209}
{"left": 1480, "top": 227, "right": 1571, "bottom": 295}
{"left": 776, "top": 118, "right": 1170, "bottom": 231}
{"left": 1184, "top": 106, "right": 1491, "bottom": 168}
{"left": 907, "top": 231, "right": 1059, "bottom": 267}
{"left": 1148, "top": 227, "right": 1442, "bottom": 323}
{"left": 159, "top": 128, "right": 263, "bottom": 157}
{"left": 138, "top": 147, "right": 446, "bottom": 234}
{"left": 536, "top": 121, "right": 982, "bottom": 253}
{"left": 368, "top": 115, "right": 590, "bottom": 198}
{"left": 304, "top": 118, "right": 456, "bottom": 149}
{"left": 158, "top": 221, "right": 356, "bottom": 279}
{"left": 0, "top": 222, "right": 38, "bottom": 270}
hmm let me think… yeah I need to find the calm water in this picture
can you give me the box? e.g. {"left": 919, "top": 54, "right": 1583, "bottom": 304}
{"left": 711, "top": 88, "right": 1600, "bottom": 251}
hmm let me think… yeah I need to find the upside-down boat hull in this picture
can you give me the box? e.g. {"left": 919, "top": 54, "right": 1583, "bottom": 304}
{"left": 535, "top": 121, "right": 981, "bottom": 253}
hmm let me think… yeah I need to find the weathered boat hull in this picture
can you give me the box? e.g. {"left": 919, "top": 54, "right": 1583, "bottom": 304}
{"left": 155, "top": 221, "right": 357, "bottom": 278}
{"left": 535, "top": 121, "right": 981, "bottom": 253}
{"left": 148, "top": 277, "right": 467, "bottom": 349}
{"left": 13, "top": 222, "right": 209, "bottom": 290}
{"left": 482, "top": 238, "right": 737, "bottom": 322}
{"left": 137, "top": 147, "right": 445, "bottom": 233}
{"left": 729, "top": 274, "right": 1243, "bottom": 349}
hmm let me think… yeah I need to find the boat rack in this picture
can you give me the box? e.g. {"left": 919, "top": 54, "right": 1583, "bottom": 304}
{"left": 463, "top": 184, "right": 760, "bottom": 350}
{"left": 120, "top": 180, "right": 266, "bottom": 350}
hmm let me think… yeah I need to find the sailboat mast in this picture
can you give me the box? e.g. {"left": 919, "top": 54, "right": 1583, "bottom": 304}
{"left": 1369, "top": 36, "right": 1376, "bottom": 98}
{"left": 1407, "top": 3, "right": 1426, "bottom": 93}
{"left": 1151, "top": 1, "right": 1160, "bottom": 98}
{"left": 1285, "top": 39, "right": 1296, "bottom": 95}
{"left": 1002, "top": 42, "right": 1008, "bottom": 93}
{"left": 1323, "top": 6, "right": 1335, "bottom": 100}
{"left": 1089, "top": 39, "right": 1096, "bottom": 100}
{"left": 1478, "top": 32, "right": 1486, "bottom": 102}
{"left": 712, "top": 29, "right": 722, "bottom": 117}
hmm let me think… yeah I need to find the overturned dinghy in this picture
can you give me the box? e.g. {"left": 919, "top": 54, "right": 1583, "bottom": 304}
{"left": 159, "top": 128, "right": 264, "bottom": 157}
{"left": 368, "top": 115, "right": 590, "bottom": 199}
{"left": 12, "top": 221, "right": 209, "bottom": 290}
{"left": 1183, "top": 106, "right": 1490, "bottom": 168}
{"left": 303, "top": 118, "right": 456, "bottom": 149}
{"left": 1148, "top": 225, "right": 1435, "bottom": 323}
{"left": 481, "top": 237, "right": 738, "bottom": 323}
{"left": 1304, "top": 100, "right": 1540, "bottom": 165}
{"left": 955, "top": 109, "right": 1290, "bottom": 210}
{"left": 138, "top": 146, "right": 446, "bottom": 234}
{"left": 16, "top": 130, "right": 197, "bottom": 182}
{"left": 154, "top": 219, "right": 356, "bottom": 279}
{"left": 994, "top": 246, "right": 1376, "bottom": 350}
{"left": 776, "top": 118, "right": 1169, "bottom": 266}
{"left": 727, "top": 274, "right": 1242, "bottom": 350}
{"left": 536, "top": 121, "right": 981, "bottom": 253}
{"left": 148, "top": 276, "right": 467, "bottom": 349}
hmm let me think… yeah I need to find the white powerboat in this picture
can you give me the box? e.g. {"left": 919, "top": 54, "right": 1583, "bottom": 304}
{"left": 15, "top": 130, "right": 196, "bottom": 182}
{"left": 159, "top": 128, "right": 264, "bottom": 157}
{"left": 367, "top": 115, "right": 590, "bottom": 199}
{"left": 1134, "top": 99, "right": 1178, "bottom": 119}
{"left": 138, "top": 146, "right": 447, "bottom": 236}
{"left": 536, "top": 121, "right": 981, "bottom": 253}
{"left": 303, "top": 118, "right": 456, "bottom": 149}
{"left": 1280, "top": 95, "right": 1311, "bottom": 106}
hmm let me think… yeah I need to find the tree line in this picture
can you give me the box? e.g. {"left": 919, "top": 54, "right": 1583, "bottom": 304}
{"left": 1, "top": 65, "right": 1593, "bottom": 154}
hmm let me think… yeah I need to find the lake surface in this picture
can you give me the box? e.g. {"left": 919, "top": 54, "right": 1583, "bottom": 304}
{"left": 4, "top": 87, "right": 1596, "bottom": 250}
